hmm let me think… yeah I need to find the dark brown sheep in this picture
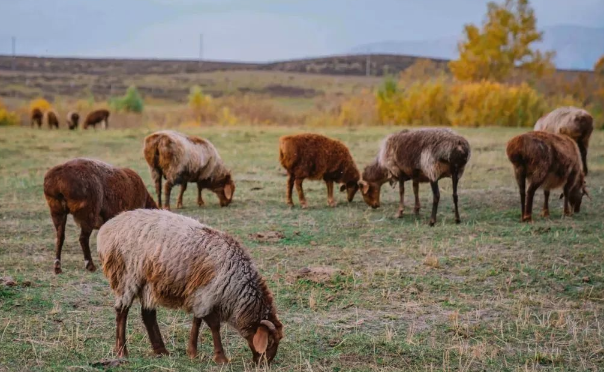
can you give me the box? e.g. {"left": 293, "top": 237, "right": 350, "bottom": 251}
{"left": 279, "top": 133, "right": 360, "bottom": 208}
{"left": 83, "top": 109, "right": 110, "bottom": 129}
{"left": 46, "top": 110, "right": 59, "bottom": 129}
{"left": 31, "top": 108, "right": 43, "bottom": 128}
{"left": 506, "top": 131, "right": 588, "bottom": 222}
{"left": 43, "top": 158, "right": 157, "bottom": 274}
{"left": 534, "top": 107, "right": 593, "bottom": 175}
{"left": 143, "top": 130, "right": 235, "bottom": 210}
{"left": 66, "top": 111, "right": 80, "bottom": 130}
{"left": 360, "top": 129, "right": 471, "bottom": 226}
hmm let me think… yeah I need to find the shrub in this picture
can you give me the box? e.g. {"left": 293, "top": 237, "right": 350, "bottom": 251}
{"left": 0, "top": 108, "right": 19, "bottom": 126}
{"left": 29, "top": 98, "right": 52, "bottom": 113}
{"left": 109, "top": 86, "right": 144, "bottom": 113}
{"left": 188, "top": 86, "right": 216, "bottom": 122}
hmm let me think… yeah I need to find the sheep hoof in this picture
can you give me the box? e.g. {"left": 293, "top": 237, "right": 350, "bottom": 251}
{"left": 176, "top": 203, "right": 183, "bottom": 209}
{"left": 429, "top": 220, "right": 436, "bottom": 227}
{"left": 153, "top": 348, "right": 170, "bottom": 356}
{"left": 395, "top": 210, "right": 403, "bottom": 218}
{"left": 521, "top": 215, "right": 532, "bottom": 223}
{"left": 54, "top": 266, "right": 63, "bottom": 275}
{"left": 301, "top": 203, "right": 308, "bottom": 209}
{"left": 540, "top": 210, "right": 550, "bottom": 218}
{"left": 328, "top": 201, "right": 336, "bottom": 207}
{"left": 455, "top": 218, "right": 461, "bottom": 224}
{"left": 163, "top": 206, "right": 171, "bottom": 211}
{"left": 115, "top": 348, "right": 128, "bottom": 358}
{"left": 186, "top": 348, "right": 197, "bottom": 359}
{"left": 197, "top": 201, "right": 205, "bottom": 207}
{"left": 213, "top": 354, "right": 229, "bottom": 364}
{"left": 85, "top": 262, "right": 97, "bottom": 272}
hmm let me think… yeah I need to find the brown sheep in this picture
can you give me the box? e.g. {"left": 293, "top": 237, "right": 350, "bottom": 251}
{"left": 83, "top": 109, "right": 110, "bottom": 129}
{"left": 279, "top": 133, "right": 360, "bottom": 208}
{"left": 506, "top": 131, "right": 589, "bottom": 222}
{"left": 360, "top": 129, "right": 471, "bottom": 226}
{"left": 43, "top": 158, "right": 157, "bottom": 274}
{"left": 45, "top": 110, "right": 59, "bottom": 129}
{"left": 143, "top": 130, "right": 235, "bottom": 210}
{"left": 534, "top": 107, "right": 593, "bottom": 174}
{"left": 31, "top": 108, "right": 43, "bottom": 128}
{"left": 66, "top": 111, "right": 79, "bottom": 130}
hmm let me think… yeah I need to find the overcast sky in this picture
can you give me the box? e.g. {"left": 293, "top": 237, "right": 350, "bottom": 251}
{"left": 1, "top": 0, "right": 603, "bottom": 61}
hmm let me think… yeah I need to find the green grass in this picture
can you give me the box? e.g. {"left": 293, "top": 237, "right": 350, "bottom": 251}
{"left": 0, "top": 125, "right": 603, "bottom": 371}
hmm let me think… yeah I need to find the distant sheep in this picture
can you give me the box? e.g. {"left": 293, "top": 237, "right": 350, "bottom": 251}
{"left": 360, "top": 128, "right": 471, "bottom": 226}
{"left": 43, "top": 158, "right": 156, "bottom": 274}
{"left": 45, "top": 110, "right": 59, "bottom": 129}
{"left": 506, "top": 131, "right": 588, "bottom": 222}
{"left": 279, "top": 133, "right": 360, "bottom": 208}
{"left": 97, "top": 209, "right": 283, "bottom": 364}
{"left": 143, "top": 130, "right": 235, "bottom": 210}
{"left": 534, "top": 106, "right": 593, "bottom": 174}
{"left": 66, "top": 111, "right": 80, "bottom": 130}
{"left": 31, "top": 108, "right": 43, "bottom": 128}
{"left": 83, "top": 109, "right": 110, "bottom": 129}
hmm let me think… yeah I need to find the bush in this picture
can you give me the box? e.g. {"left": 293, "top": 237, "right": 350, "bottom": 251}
{"left": 188, "top": 86, "right": 216, "bottom": 122}
{"left": 0, "top": 108, "right": 19, "bottom": 126}
{"left": 29, "top": 98, "right": 52, "bottom": 113}
{"left": 109, "top": 86, "right": 144, "bottom": 113}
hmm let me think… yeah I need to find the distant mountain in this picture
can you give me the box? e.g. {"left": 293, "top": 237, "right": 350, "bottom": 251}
{"left": 350, "top": 25, "right": 604, "bottom": 70}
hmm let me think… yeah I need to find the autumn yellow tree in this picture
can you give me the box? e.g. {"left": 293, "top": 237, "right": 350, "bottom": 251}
{"left": 449, "top": 0, "right": 554, "bottom": 82}
{"left": 594, "top": 56, "right": 604, "bottom": 106}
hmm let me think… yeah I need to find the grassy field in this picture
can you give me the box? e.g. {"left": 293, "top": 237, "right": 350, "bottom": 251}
{"left": 0, "top": 125, "right": 603, "bottom": 371}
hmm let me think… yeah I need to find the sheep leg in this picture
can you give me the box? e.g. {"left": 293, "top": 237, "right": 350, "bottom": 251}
{"left": 141, "top": 308, "right": 169, "bottom": 356}
{"left": 163, "top": 180, "right": 173, "bottom": 210}
{"left": 79, "top": 228, "right": 96, "bottom": 272}
{"left": 187, "top": 317, "right": 203, "bottom": 358}
{"left": 152, "top": 169, "right": 162, "bottom": 208}
{"left": 114, "top": 307, "right": 130, "bottom": 358}
{"left": 541, "top": 190, "right": 550, "bottom": 218}
{"left": 578, "top": 140, "right": 588, "bottom": 175}
{"left": 295, "top": 178, "right": 307, "bottom": 208}
{"left": 514, "top": 166, "right": 527, "bottom": 222}
{"left": 563, "top": 182, "right": 572, "bottom": 216}
{"left": 203, "top": 313, "right": 229, "bottom": 364}
{"left": 395, "top": 180, "right": 405, "bottom": 218}
{"left": 452, "top": 173, "right": 461, "bottom": 224}
{"left": 176, "top": 183, "right": 187, "bottom": 209}
{"left": 326, "top": 180, "right": 336, "bottom": 207}
{"left": 524, "top": 182, "right": 542, "bottom": 222}
{"left": 51, "top": 212, "right": 67, "bottom": 274}
{"left": 286, "top": 174, "right": 294, "bottom": 206}
{"left": 429, "top": 180, "right": 440, "bottom": 226}
{"left": 413, "top": 181, "right": 420, "bottom": 214}
{"left": 196, "top": 183, "right": 205, "bottom": 206}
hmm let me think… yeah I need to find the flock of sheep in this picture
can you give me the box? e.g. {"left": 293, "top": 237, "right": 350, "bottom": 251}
{"left": 31, "top": 108, "right": 110, "bottom": 130}
{"left": 38, "top": 105, "right": 593, "bottom": 365}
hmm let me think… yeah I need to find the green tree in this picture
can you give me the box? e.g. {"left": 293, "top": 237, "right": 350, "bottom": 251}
{"left": 449, "top": 0, "right": 554, "bottom": 82}
{"left": 110, "top": 86, "right": 144, "bottom": 113}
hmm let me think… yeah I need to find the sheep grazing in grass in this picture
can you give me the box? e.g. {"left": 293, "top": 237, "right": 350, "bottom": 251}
{"left": 83, "top": 109, "right": 110, "bottom": 129}
{"left": 43, "top": 158, "right": 157, "bottom": 274}
{"left": 360, "top": 128, "right": 471, "bottom": 226}
{"left": 66, "top": 111, "right": 79, "bottom": 130}
{"left": 97, "top": 209, "right": 283, "bottom": 364}
{"left": 506, "top": 131, "right": 589, "bottom": 222}
{"left": 279, "top": 133, "right": 360, "bottom": 208}
{"left": 534, "top": 107, "right": 593, "bottom": 175}
{"left": 143, "top": 130, "right": 235, "bottom": 210}
{"left": 31, "top": 108, "right": 43, "bottom": 128}
{"left": 45, "top": 110, "right": 59, "bottom": 129}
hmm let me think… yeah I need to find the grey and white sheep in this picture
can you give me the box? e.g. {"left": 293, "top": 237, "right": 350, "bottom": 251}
{"left": 143, "top": 130, "right": 235, "bottom": 209}
{"left": 97, "top": 209, "right": 283, "bottom": 364}
{"left": 360, "top": 128, "right": 471, "bottom": 226}
{"left": 534, "top": 106, "right": 593, "bottom": 174}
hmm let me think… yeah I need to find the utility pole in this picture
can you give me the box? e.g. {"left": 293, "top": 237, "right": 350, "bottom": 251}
{"left": 366, "top": 54, "right": 370, "bottom": 76}
{"left": 199, "top": 33, "right": 204, "bottom": 71}
{"left": 11, "top": 36, "right": 16, "bottom": 70}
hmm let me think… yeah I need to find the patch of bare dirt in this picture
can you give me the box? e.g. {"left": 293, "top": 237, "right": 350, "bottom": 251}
{"left": 294, "top": 266, "right": 343, "bottom": 283}
{"left": 249, "top": 231, "right": 285, "bottom": 242}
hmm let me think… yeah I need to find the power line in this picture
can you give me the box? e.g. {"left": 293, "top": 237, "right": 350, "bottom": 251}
{"left": 11, "top": 36, "right": 16, "bottom": 70}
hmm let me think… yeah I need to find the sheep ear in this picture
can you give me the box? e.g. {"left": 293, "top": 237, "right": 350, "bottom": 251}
{"left": 359, "top": 180, "right": 369, "bottom": 195}
{"left": 224, "top": 183, "right": 233, "bottom": 200}
{"left": 340, "top": 184, "right": 347, "bottom": 192}
{"left": 253, "top": 325, "right": 270, "bottom": 354}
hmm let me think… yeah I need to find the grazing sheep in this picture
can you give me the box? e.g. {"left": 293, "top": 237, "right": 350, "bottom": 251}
{"left": 506, "top": 131, "right": 588, "bottom": 222}
{"left": 97, "top": 209, "right": 283, "bottom": 364}
{"left": 143, "top": 130, "right": 235, "bottom": 210}
{"left": 360, "top": 128, "right": 471, "bottom": 226}
{"left": 83, "top": 109, "right": 110, "bottom": 129}
{"left": 31, "top": 108, "right": 43, "bottom": 128}
{"left": 66, "top": 111, "right": 80, "bottom": 130}
{"left": 45, "top": 110, "right": 59, "bottom": 129}
{"left": 534, "top": 106, "right": 593, "bottom": 175}
{"left": 279, "top": 133, "right": 360, "bottom": 208}
{"left": 43, "top": 158, "right": 157, "bottom": 274}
